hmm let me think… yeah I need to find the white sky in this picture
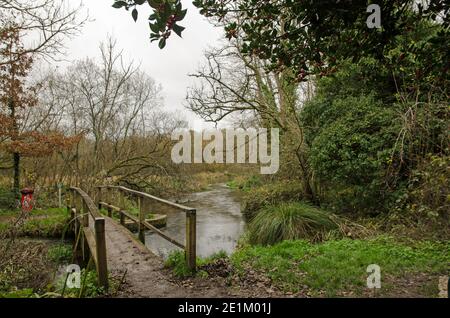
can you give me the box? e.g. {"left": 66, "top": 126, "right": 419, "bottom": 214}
{"left": 61, "top": 0, "right": 222, "bottom": 130}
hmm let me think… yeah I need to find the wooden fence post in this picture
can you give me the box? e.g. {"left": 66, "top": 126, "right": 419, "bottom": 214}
{"left": 94, "top": 218, "right": 108, "bottom": 291}
{"left": 119, "top": 211, "right": 125, "bottom": 226}
{"left": 118, "top": 188, "right": 124, "bottom": 221}
{"left": 186, "top": 209, "right": 197, "bottom": 271}
{"left": 82, "top": 201, "right": 89, "bottom": 227}
{"left": 119, "top": 188, "right": 124, "bottom": 211}
{"left": 97, "top": 187, "right": 102, "bottom": 210}
{"left": 138, "top": 196, "right": 145, "bottom": 244}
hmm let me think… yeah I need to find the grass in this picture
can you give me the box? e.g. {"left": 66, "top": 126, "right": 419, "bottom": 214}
{"left": 247, "top": 202, "right": 339, "bottom": 245}
{"left": 227, "top": 175, "right": 263, "bottom": 191}
{"left": 53, "top": 268, "right": 109, "bottom": 298}
{"left": 165, "top": 250, "right": 228, "bottom": 278}
{"left": 47, "top": 243, "right": 72, "bottom": 263}
{"left": 0, "top": 207, "right": 69, "bottom": 238}
{"left": 239, "top": 180, "right": 305, "bottom": 220}
{"left": 231, "top": 236, "right": 449, "bottom": 297}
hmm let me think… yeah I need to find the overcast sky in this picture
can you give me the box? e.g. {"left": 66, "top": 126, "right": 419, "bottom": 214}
{"left": 62, "top": 0, "right": 222, "bottom": 129}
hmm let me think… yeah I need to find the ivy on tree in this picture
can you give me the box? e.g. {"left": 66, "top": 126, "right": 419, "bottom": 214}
{"left": 112, "top": 0, "right": 187, "bottom": 48}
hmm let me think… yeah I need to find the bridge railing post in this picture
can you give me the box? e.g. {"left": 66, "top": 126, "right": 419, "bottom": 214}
{"left": 82, "top": 201, "right": 89, "bottom": 227}
{"left": 138, "top": 196, "right": 145, "bottom": 244}
{"left": 186, "top": 209, "right": 197, "bottom": 271}
{"left": 96, "top": 187, "right": 102, "bottom": 210}
{"left": 94, "top": 217, "right": 108, "bottom": 291}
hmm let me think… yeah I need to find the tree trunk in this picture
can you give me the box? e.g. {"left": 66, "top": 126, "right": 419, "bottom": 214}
{"left": 9, "top": 97, "right": 20, "bottom": 198}
{"left": 13, "top": 152, "right": 20, "bottom": 197}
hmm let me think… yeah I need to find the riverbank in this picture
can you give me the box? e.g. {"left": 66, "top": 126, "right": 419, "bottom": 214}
{"left": 2, "top": 181, "right": 448, "bottom": 298}
{"left": 165, "top": 176, "right": 449, "bottom": 298}
{"left": 165, "top": 236, "right": 448, "bottom": 298}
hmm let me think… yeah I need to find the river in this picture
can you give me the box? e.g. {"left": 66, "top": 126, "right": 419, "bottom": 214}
{"left": 144, "top": 183, "right": 246, "bottom": 258}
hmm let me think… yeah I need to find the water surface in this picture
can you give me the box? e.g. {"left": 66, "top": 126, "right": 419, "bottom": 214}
{"left": 144, "top": 184, "right": 245, "bottom": 258}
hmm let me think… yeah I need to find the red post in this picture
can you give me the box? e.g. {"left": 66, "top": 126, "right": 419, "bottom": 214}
{"left": 20, "top": 188, "right": 34, "bottom": 212}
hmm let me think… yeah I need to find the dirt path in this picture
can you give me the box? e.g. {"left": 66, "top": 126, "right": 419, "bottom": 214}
{"left": 104, "top": 216, "right": 234, "bottom": 297}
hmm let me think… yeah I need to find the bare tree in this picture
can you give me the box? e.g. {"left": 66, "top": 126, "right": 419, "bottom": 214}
{"left": 0, "top": 0, "right": 88, "bottom": 65}
{"left": 30, "top": 38, "right": 187, "bottom": 189}
{"left": 186, "top": 22, "right": 317, "bottom": 198}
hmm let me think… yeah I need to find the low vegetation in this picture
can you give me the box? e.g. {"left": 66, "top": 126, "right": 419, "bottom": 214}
{"left": 247, "top": 202, "right": 339, "bottom": 245}
{"left": 231, "top": 237, "right": 449, "bottom": 297}
{"left": 239, "top": 179, "right": 305, "bottom": 221}
{"left": 0, "top": 208, "right": 69, "bottom": 238}
{"left": 165, "top": 250, "right": 228, "bottom": 278}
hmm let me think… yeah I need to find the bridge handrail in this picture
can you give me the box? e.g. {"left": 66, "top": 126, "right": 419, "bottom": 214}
{"left": 96, "top": 185, "right": 197, "bottom": 270}
{"left": 98, "top": 185, "right": 195, "bottom": 212}
{"left": 70, "top": 187, "right": 103, "bottom": 219}
{"left": 69, "top": 187, "right": 108, "bottom": 290}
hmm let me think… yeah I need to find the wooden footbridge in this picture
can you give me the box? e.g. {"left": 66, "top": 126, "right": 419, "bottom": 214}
{"left": 67, "top": 185, "right": 197, "bottom": 292}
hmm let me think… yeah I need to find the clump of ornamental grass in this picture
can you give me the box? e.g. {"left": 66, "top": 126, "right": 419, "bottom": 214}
{"left": 247, "top": 202, "right": 340, "bottom": 245}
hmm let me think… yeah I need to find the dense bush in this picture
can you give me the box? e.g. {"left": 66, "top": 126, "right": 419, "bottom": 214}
{"left": 247, "top": 202, "right": 339, "bottom": 245}
{"left": 302, "top": 91, "right": 403, "bottom": 214}
{"left": 0, "top": 187, "right": 16, "bottom": 210}
{"left": 383, "top": 155, "right": 450, "bottom": 240}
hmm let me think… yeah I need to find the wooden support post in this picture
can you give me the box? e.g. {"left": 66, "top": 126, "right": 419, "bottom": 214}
{"left": 186, "top": 209, "right": 197, "bottom": 271}
{"left": 107, "top": 207, "right": 112, "bottom": 218}
{"left": 120, "top": 211, "right": 125, "bottom": 226}
{"left": 138, "top": 196, "right": 145, "bottom": 244}
{"left": 97, "top": 187, "right": 102, "bottom": 210}
{"left": 106, "top": 187, "right": 111, "bottom": 205}
{"left": 76, "top": 195, "right": 83, "bottom": 222}
{"left": 69, "top": 208, "right": 75, "bottom": 234}
{"left": 119, "top": 189, "right": 124, "bottom": 211}
{"left": 94, "top": 218, "right": 108, "bottom": 291}
{"left": 82, "top": 201, "right": 89, "bottom": 227}
{"left": 72, "top": 206, "right": 79, "bottom": 253}
{"left": 81, "top": 200, "right": 90, "bottom": 263}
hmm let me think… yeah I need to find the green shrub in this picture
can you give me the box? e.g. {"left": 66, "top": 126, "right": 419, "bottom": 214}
{"left": 0, "top": 187, "right": 16, "bottom": 210}
{"left": 301, "top": 91, "right": 403, "bottom": 214}
{"left": 55, "top": 269, "right": 105, "bottom": 298}
{"left": 406, "top": 155, "right": 450, "bottom": 219}
{"left": 247, "top": 202, "right": 339, "bottom": 245}
{"left": 47, "top": 243, "right": 72, "bottom": 263}
{"left": 242, "top": 180, "right": 304, "bottom": 220}
{"left": 165, "top": 251, "right": 194, "bottom": 277}
{"left": 383, "top": 155, "right": 450, "bottom": 239}
{"left": 165, "top": 250, "right": 229, "bottom": 278}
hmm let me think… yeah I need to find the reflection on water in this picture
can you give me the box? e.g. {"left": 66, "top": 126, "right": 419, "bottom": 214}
{"left": 144, "top": 184, "right": 245, "bottom": 258}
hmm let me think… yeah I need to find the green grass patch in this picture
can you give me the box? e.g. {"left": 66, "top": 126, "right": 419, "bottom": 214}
{"left": 47, "top": 243, "right": 72, "bottom": 263}
{"left": 231, "top": 237, "right": 449, "bottom": 296}
{"left": 240, "top": 180, "right": 305, "bottom": 220}
{"left": 0, "top": 207, "right": 69, "bottom": 238}
{"left": 227, "top": 175, "right": 262, "bottom": 191}
{"left": 165, "top": 250, "right": 228, "bottom": 278}
{"left": 0, "top": 288, "right": 36, "bottom": 298}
